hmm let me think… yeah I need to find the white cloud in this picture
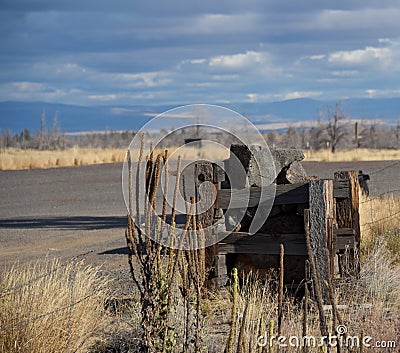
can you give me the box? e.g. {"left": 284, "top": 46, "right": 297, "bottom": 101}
{"left": 87, "top": 94, "right": 117, "bottom": 101}
{"left": 7, "top": 81, "right": 67, "bottom": 101}
{"left": 247, "top": 93, "right": 275, "bottom": 103}
{"left": 209, "top": 51, "right": 274, "bottom": 73}
{"left": 365, "top": 88, "right": 400, "bottom": 98}
{"left": 247, "top": 90, "right": 322, "bottom": 103}
{"left": 309, "top": 55, "right": 326, "bottom": 60}
{"left": 212, "top": 74, "right": 238, "bottom": 81}
{"left": 331, "top": 70, "right": 359, "bottom": 77}
{"left": 114, "top": 72, "right": 171, "bottom": 88}
{"left": 191, "top": 13, "right": 262, "bottom": 35}
{"left": 189, "top": 59, "right": 207, "bottom": 64}
{"left": 281, "top": 91, "right": 323, "bottom": 100}
{"left": 314, "top": 8, "right": 400, "bottom": 31}
{"left": 329, "top": 46, "right": 393, "bottom": 66}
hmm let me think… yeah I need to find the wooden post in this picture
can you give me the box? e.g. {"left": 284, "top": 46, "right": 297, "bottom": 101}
{"left": 211, "top": 162, "right": 229, "bottom": 286}
{"left": 308, "top": 179, "right": 334, "bottom": 300}
{"left": 195, "top": 162, "right": 219, "bottom": 287}
{"left": 334, "top": 170, "right": 361, "bottom": 276}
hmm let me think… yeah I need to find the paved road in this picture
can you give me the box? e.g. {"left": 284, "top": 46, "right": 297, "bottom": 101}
{"left": 1, "top": 160, "right": 399, "bottom": 266}
{"left": 0, "top": 164, "right": 127, "bottom": 268}
{"left": 303, "top": 160, "right": 400, "bottom": 196}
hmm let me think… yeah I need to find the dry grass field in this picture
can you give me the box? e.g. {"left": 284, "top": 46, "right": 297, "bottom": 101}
{"left": 360, "top": 194, "right": 400, "bottom": 261}
{"left": 0, "top": 147, "right": 127, "bottom": 170}
{"left": 1, "top": 147, "right": 399, "bottom": 170}
{"left": 0, "top": 146, "right": 229, "bottom": 170}
{"left": 0, "top": 259, "right": 110, "bottom": 353}
{"left": 304, "top": 148, "right": 400, "bottom": 162}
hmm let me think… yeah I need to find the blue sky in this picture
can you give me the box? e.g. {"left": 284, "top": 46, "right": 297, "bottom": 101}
{"left": 1, "top": 0, "right": 400, "bottom": 106}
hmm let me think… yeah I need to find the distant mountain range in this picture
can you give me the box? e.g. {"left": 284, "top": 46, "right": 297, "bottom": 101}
{"left": 0, "top": 98, "right": 399, "bottom": 134}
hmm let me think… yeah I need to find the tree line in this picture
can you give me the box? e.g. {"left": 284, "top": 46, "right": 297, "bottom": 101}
{"left": 263, "top": 103, "right": 400, "bottom": 151}
{"left": 0, "top": 112, "right": 136, "bottom": 150}
{"left": 1, "top": 104, "right": 399, "bottom": 151}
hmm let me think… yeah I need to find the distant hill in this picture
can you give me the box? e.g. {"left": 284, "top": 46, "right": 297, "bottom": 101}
{"left": 0, "top": 98, "right": 399, "bottom": 134}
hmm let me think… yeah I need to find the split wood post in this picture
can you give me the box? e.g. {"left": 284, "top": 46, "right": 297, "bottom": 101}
{"left": 334, "top": 170, "right": 361, "bottom": 277}
{"left": 195, "top": 162, "right": 218, "bottom": 288}
{"left": 212, "top": 163, "right": 229, "bottom": 287}
{"left": 308, "top": 179, "right": 334, "bottom": 301}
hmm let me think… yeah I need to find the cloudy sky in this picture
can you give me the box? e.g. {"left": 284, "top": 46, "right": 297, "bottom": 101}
{"left": 1, "top": 0, "right": 400, "bottom": 106}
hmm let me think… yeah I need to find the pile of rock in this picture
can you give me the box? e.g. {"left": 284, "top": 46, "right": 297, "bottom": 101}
{"left": 225, "top": 144, "right": 308, "bottom": 187}
{"left": 222, "top": 144, "right": 309, "bottom": 283}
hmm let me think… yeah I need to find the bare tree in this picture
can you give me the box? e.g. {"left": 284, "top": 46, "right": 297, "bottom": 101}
{"left": 282, "top": 125, "right": 301, "bottom": 148}
{"left": 326, "top": 102, "right": 348, "bottom": 153}
{"left": 309, "top": 112, "right": 328, "bottom": 150}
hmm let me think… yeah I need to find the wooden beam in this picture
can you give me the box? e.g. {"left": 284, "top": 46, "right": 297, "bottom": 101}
{"left": 334, "top": 235, "right": 355, "bottom": 251}
{"left": 334, "top": 170, "right": 361, "bottom": 276}
{"left": 216, "top": 183, "right": 307, "bottom": 209}
{"left": 333, "top": 179, "right": 350, "bottom": 199}
{"left": 218, "top": 232, "right": 307, "bottom": 255}
{"left": 333, "top": 228, "right": 355, "bottom": 236}
{"left": 195, "top": 162, "right": 219, "bottom": 287}
{"left": 308, "top": 179, "right": 334, "bottom": 299}
{"left": 213, "top": 163, "right": 225, "bottom": 183}
{"left": 216, "top": 180, "right": 349, "bottom": 209}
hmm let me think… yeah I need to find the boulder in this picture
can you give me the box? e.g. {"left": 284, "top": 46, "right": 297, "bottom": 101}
{"left": 226, "top": 145, "right": 308, "bottom": 186}
{"left": 276, "top": 160, "right": 308, "bottom": 184}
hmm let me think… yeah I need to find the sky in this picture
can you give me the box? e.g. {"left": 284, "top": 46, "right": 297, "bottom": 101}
{"left": 1, "top": 0, "right": 400, "bottom": 107}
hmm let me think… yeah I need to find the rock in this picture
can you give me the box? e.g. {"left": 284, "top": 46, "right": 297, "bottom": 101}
{"left": 271, "top": 148, "right": 305, "bottom": 172}
{"left": 226, "top": 144, "right": 275, "bottom": 187}
{"left": 226, "top": 145, "right": 307, "bottom": 186}
{"left": 276, "top": 160, "right": 308, "bottom": 184}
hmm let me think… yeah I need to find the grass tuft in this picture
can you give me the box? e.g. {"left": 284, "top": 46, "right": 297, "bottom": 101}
{"left": 0, "top": 258, "right": 110, "bottom": 353}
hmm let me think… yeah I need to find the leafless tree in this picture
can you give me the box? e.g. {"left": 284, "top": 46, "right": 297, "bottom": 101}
{"left": 326, "top": 102, "right": 349, "bottom": 153}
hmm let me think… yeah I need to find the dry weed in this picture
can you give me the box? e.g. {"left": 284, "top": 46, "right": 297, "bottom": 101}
{"left": 0, "top": 258, "right": 110, "bottom": 353}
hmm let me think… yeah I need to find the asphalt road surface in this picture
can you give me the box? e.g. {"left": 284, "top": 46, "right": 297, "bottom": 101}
{"left": 1, "top": 160, "right": 399, "bottom": 268}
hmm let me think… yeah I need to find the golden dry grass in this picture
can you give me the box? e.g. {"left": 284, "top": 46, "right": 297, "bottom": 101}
{"left": 1, "top": 147, "right": 399, "bottom": 171}
{"left": 0, "top": 259, "right": 110, "bottom": 353}
{"left": 204, "top": 258, "right": 400, "bottom": 353}
{"left": 359, "top": 194, "right": 400, "bottom": 260}
{"left": 0, "top": 148, "right": 127, "bottom": 170}
{"left": 304, "top": 148, "right": 400, "bottom": 162}
{"left": 0, "top": 146, "right": 230, "bottom": 170}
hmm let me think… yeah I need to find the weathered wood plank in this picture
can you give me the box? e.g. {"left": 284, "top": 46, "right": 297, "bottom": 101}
{"left": 216, "top": 183, "right": 307, "bottom": 209}
{"left": 215, "top": 254, "right": 228, "bottom": 286}
{"left": 334, "top": 170, "right": 361, "bottom": 276}
{"left": 333, "top": 179, "right": 350, "bottom": 198}
{"left": 218, "top": 232, "right": 307, "bottom": 255}
{"left": 334, "top": 235, "right": 355, "bottom": 251}
{"left": 195, "top": 162, "right": 218, "bottom": 287}
{"left": 309, "top": 179, "right": 334, "bottom": 300}
{"left": 216, "top": 180, "right": 349, "bottom": 209}
{"left": 213, "top": 162, "right": 225, "bottom": 183}
{"left": 333, "top": 228, "right": 355, "bottom": 236}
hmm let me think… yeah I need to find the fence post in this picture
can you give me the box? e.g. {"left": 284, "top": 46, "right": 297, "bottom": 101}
{"left": 308, "top": 179, "right": 334, "bottom": 300}
{"left": 334, "top": 170, "right": 361, "bottom": 276}
{"left": 195, "top": 162, "right": 218, "bottom": 288}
